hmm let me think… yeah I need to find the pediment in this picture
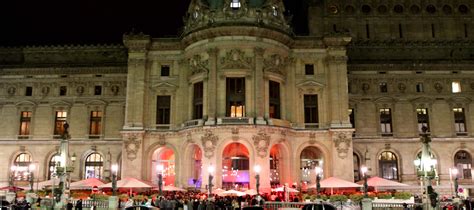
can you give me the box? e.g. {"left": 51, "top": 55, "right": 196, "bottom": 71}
{"left": 410, "top": 97, "right": 434, "bottom": 104}
{"left": 85, "top": 100, "right": 107, "bottom": 106}
{"left": 50, "top": 100, "right": 72, "bottom": 108}
{"left": 374, "top": 97, "right": 397, "bottom": 103}
{"left": 296, "top": 80, "right": 325, "bottom": 88}
{"left": 15, "top": 100, "right": 37, "bottom": 107}
{"left": 152, "top": 82, "right": 178, "bottom": 89}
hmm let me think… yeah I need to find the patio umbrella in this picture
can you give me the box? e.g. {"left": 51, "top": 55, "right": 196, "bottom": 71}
{"left": 152, "top": 185, "right": 187, "bottom": 192}
{"left": 34, "top": 178, "right": 61, "bottom": 189}
{"left": 218, "top": 189, "right": 246, "bottom": 197}
{"left": 70, "top": 178, "right": 105, "bottom": 190}
{"left": 99, "top": 177, "right": 155, "bottom": 194}
{"left": 308, "top": 177, "right": 361, "bottom": 194}
{"left": 213, "top": 188, "right": 225, "bottom": 195}
{"left": 244, "top": 189, "right": 258, "bottom": 195}
{"left": 356, "top": 176, "right": 409, "bottom": 192}
{"left": 271, "top": 186, "right": 299, "bottom": 193}
{"left": 0, "top": 186, "right": 24, "bottom": 192}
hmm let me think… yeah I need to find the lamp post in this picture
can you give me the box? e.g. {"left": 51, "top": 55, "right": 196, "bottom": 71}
{"left": 451, "top": 168, "right": 459, "bottom": 197}
{"left": 29, "top": 164, "right": 36, "bottom": 193}
{"left": 111, "top": 164, "right": 118, "bottom": 196}
{"left": 207, "top": 165, "right": 215, "bottom": 199}
{"left": 315, "top": 166, "right": 322, "bottom": 198}
{"left": 361, "top": 166, "right": 368, "bottom": 198}
{"left": 254, "top": 165, "right": 261, "bottom": 196}
{"left": 56, "top": 121, "right": 75, "bottom": 208}
{"left": 413, "top": 126, "right": 438, "bottom": 209}
{"left": 9, "top": 165, "right": 16, "bottom": 192}
{"left": 157, "top": 164, "right": 164, "bottom": 197}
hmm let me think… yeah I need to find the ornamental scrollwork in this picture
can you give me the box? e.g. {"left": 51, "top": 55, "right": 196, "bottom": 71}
{"left": 332, "top": 132, "right": 352, "bottom": 159}
{"left": 264, "top": 54, "right": 287, "bottom": 75}
{"left": 201, "top": 130, "right": 218, "bottom": 159}
{"left": 123, "top": 132, "right": 143, "bottom": 161}
{"left": 252, "top": 129, "right": 270, "bottom": 158}
{"left": 220, "top": 49, "right": 252, "bottom": 69}
{"left": 188, "top": 54, "right": 209, "bottom": 76}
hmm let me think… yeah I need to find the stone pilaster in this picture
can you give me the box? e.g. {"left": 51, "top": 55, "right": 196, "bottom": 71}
{"left": 254, "top": 47, "right": 266, "bottom": 124}
{"left": 120, "top": 131, "right": 145, "bottom": 179}
{"left": 205, "top": 48, "right": 218, "bottom": 125}
{"left": 123, "top": 33, "right": 150, "bottom": 129}
{"left": 324, "top": 36, "right": 352, "bottom": 128}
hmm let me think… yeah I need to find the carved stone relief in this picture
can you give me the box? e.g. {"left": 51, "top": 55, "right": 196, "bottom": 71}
{"left": 123, "top": 133, "right": 143, "bottom": 161}
{"left": 398, "top": 83, "right": 406, "bottom": 93}
{"left": 111, "top": 85, "right": 120, "bottom": 95}
{"left": 309, "top": 132, "right": 316, "bottom": 144}
{"left": 76, "top": 86, "right": 85, "bottom": 95}
{"left": 158, "top": 134, "right": 166, "bottom": 146}
{"left": 220, "top": 49, "right": 252, "bottom": 69}
{"left": 188, "top": 54, "right": 209, "bottom": 76}
{"left": 332, "top": 132, "right": 352, "bottom": 159}
{"left": 7, "top": 87, "right": 16, "bottom": 96}
{"left": 252, "top": 129, "right": 270, "bottom": 158}
{"left": 263, "top": 54, "right": 287, "bottom": 75}
{"left": 434, "top": 83, "right": 443, "bottom": 93}
{"left": 201, "top": 130, "right": 218, "bottom": 158}
{"left": 362, "top": 83, "right": 370, "bottom": 93}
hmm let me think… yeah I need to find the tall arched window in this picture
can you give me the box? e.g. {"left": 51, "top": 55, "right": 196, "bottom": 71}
{"left": 85, "top": 153, "right": 103, "bottom": 179}
{"left": 353, "top": 153, "right": 361, "bottom": 181}
{"left": 12, "top": 153, "right": 32, "bottom": 181}
{"left": 454, "top": 150, "right": 472, "bottom": 179}
{"left": 48, "top": 154, "right": 61, "bottom": 179}
{"left": 379, "top": 151, "right": 398, "bottom": 180}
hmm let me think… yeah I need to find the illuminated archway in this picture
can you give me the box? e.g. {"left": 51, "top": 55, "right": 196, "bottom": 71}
{"left": 222, "top": 143, "right": 249, "bottom": 189}
{"left": 152, "top": 147, "right": 175, "bottom": 186}
{"left": 300, "top": 146, "right": 323, "bottom": 185}
{"left": 188, "top": 144, "right": 202, "bottom": 189}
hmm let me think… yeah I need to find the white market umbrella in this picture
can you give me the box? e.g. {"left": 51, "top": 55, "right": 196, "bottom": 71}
{"left": 272, "top": 186, "right": 299, "bottom": 193}
{"left": 152, "top": 185, "right": 187, "bottom": 192}
{"left": 218, "top": 189, "right": 246, "bottom": 197}
{"left": 308, "top": 177, "right": 361, "bottom": 194}
{"left": 70, "top": 178, "right": 105, "bottom": 190}
{"left": 99, "top": 177, "right": 155, "bottom": 189}
{"left": 244, "top": 189, "right": 258, "bottom": 195}
{"left": 357, "top": 176, "right": 409, "bottom": 192}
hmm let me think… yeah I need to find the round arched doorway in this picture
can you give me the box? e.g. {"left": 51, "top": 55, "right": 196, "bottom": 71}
{"left": 300, "top": 146, "right": 324, "bottom": 186}
{"left": 152, "top": 147, "right": 175, "bottom": 186}
{"left": 187, "top": 144, "right": 202, "bottom": 189}
{"left": 269, "top": 144, "right": 285, "bottom": 187}
{"left": 222, "top": 143, "right": 249, "bottom": 189}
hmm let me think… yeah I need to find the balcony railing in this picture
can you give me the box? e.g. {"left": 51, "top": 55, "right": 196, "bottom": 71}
{"left": 183, "top": 119, "right": 204, "bottom": 128}
{"left": 217, "top": 117, "right": 253, "bottom": 125}
{"left": 155, "top": 124, "right": 171, "bottom": 130}
{"left": 88, "top": 135, "right": 102, "bottom": 140}
{"left": 17, "top": 135, "right": 31, "bottom": 140}
{"left": 304, "top": 123, "right": 319, "bottom": 129}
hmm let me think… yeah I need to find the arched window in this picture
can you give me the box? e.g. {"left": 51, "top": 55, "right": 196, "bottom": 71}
{"left": 12, "top": 153, "right": 32, "bottom": 181}
{"left": 85, "top": 153, "right": 103, "bottom": 179}
{"left": 379, "top": 151, "right": 398, "bottom": 180}
{"left": 48, "top": 154, "right": 61, "bottom": 179}
{"left": 454, "top": 150, "right": 472, "bottom": 179}
{"left": 353, "top": 153, "right": 361, "bottom": 181}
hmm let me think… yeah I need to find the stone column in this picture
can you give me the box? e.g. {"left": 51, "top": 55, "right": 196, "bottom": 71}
{"left": 205, "top": 48, "right": 218, "bottom": 125}
{"left": 330, "top": 129, "right": 354, "bottom": 181}
{"left": 123, "top": 34, "right": 150, "bottom": 129}
{"left": 324, "top": 36, "right": 352, "bottom": 128}
{"left": 120, "top": 131, "right": 145, "bottom": 179}
{"left": 254, "top": 47, "right": 266, "bottom": 124}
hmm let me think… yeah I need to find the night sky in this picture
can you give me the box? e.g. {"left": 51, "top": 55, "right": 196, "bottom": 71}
{"left": 0, "top": 0, "right": 308, "bottom": 46}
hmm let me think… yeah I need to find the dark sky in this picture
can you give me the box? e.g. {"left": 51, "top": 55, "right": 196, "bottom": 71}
{"left": 0, "top": 0, "right": 307, "bottom": 46}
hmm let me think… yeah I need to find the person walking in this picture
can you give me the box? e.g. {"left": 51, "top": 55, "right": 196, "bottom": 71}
{"left": 75, "top": 199, "right": 83, "bottom": 210}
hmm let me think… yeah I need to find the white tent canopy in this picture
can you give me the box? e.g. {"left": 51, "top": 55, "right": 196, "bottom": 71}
{"left": 70, "top": 178, "right": 105, "bottom": 190}
{"left": 99, "top": 177, "right": 155, "bottom": 189}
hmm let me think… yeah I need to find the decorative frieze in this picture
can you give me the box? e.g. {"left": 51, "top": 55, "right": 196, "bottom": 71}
{"left": 220, "top": 49, "right": 253, "bottom": 69}
{"left": 122, "top": 132, "right": 144, "bottom": 161}
{"left": 332, "top": 131, "right": 352, "bottom": 159}
{"left": 252, "top": 129, "right": 271, "bottom": 158}
{"left": 201, "top": 130, "right": 218, "bottom": 159}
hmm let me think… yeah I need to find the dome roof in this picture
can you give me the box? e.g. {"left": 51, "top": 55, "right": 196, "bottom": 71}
{"left": 182, "top": 0, "right": 291, "bottom": 36}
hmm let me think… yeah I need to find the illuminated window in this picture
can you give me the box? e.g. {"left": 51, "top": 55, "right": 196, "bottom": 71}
{"left": 416, "top": 108, "right": 429, "bottom": 133}
{"left": 12, "top": 153, "right": 32, "bottom": 181}
{"left": 89, "top": 111, "right": 102, "bottom": 136}
{"left": 226, "top": 78, "right": 245, "bottom": 117}
{"left": 48, "top": 154, "right": 61, "bottom": 179}
{"left": 380, "top": 108, "right": 392, "bottom": 135}
{"left": 269, "top": 81, "right": 280, "bottom": 119}
{"left": 454, "top": 150, "right": 472, "bottom": 179}
{"left": 230, "top": 0, "right": 240, "bottom": 8}
{"left": 453, "top": 108, "right": 467, "bottom": 135}
{"left": 19, "top": 111, "right": 32, "bottom": 136}
{"left": 452, "top": 81, "right": 461, "bottom": 93}
{"left": 54, "top": 111, "right": 67, "bottom": 136}
{"left": 193, "top": 82, "right": 203, "bottom": 119}
{"left": 85, "top": 153, "right": 103, "bottom": 179}
{"left": 379, "top": 151, "right": 398, "bottom": 180}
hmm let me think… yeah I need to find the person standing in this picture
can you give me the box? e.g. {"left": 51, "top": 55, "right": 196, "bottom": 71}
{"left": 75, "top": 199, "right": 83, "bottom": 210}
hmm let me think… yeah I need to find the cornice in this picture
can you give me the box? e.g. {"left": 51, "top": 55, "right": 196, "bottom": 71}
{"left": 0, "top": 66, "right": 127, "bottom": 75}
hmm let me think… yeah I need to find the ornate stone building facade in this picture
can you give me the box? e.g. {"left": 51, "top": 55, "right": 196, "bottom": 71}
{"left": 0, "top": 0, "right": 473, "bottom": 193}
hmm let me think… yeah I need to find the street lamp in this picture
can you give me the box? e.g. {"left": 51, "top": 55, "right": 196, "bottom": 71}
{"left": 414, "top": 126, "right": 438, "bottom": 209}
{"left": 361, "top": 166, "right": 368, "bottom": 198}
{"left": 207, "top": 165, "right": 215, "bottom": 199}
{"left": 111, "top": 164, "right": 118, "bottom": 196}
{"left": 156, "top": 164, "right": 164, "bottom": 197}
{"left": 451, "top": 168, "right": 459, "bottom": 197}
{"left": 254, "top": 165, "right": 261, "bottom": 196}
{"left": 10, "top": 165, "right": 16, "bottom": 192}
{"left": 29, "top": 164, "right": 36, "bottom": 192}
{"left": 315, "top": 166, "right": 322, "bottom": 198}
